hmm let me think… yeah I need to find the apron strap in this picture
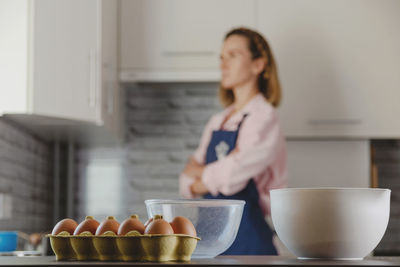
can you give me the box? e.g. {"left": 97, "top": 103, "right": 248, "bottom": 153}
{"left": 237, "top": 113, "right": 249, "bottom": 131}
{"left": 219, "top": 112, "right": 249, "bottom": 131}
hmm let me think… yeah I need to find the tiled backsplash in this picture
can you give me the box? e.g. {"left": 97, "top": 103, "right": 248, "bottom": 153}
{"left": 0, "top": 119, "right": 52, "bottom": 233}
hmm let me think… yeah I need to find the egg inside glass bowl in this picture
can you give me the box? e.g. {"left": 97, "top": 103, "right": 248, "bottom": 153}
{"left": 145, "top": 199, "right": 245, "bottom": 258}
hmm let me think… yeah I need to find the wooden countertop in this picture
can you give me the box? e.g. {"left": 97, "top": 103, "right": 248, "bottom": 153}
{"left": 1, "top": 256, "right": 400, "bottom": 266}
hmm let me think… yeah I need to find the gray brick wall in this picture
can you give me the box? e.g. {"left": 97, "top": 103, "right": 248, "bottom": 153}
{"left": 372, "top": 140, "right": 400, "bottom": 256}
{"left": 76, "top": 83, "right": 221, "bottom": 222}
{"left": 0, "top": 119, "right": 53, "bottom": 233}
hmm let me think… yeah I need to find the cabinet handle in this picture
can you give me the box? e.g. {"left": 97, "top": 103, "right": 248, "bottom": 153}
{"left": 89, "top": 49, "right": 96, "bottom": 108}
{"left": 162, "top": 51, "right": 215, "bottom": 57}
{"left": 308, "top": 119, "right": 363, "bottom": 125}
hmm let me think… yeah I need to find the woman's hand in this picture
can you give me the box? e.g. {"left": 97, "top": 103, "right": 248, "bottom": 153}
{"left": 182, "top": 157, "right": 208, "bottom": 196}
{"left": 183, "top": 157, "right": 205, "bottom": 179}
{"left": 190, "top": 178, "right": 209, "bottom": 196}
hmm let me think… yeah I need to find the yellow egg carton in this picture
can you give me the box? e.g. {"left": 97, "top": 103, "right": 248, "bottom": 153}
{"left": 47, "top": 232, "right": 200, "bottom": 262}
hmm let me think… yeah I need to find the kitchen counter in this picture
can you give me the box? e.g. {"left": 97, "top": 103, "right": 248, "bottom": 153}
{"left": 1, "top": 256, "right": 400, "bottom": 266}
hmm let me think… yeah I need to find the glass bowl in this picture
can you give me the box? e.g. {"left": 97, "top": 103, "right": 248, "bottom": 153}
{"left": 145, "top": 199, "right": 245, "bottom": 258}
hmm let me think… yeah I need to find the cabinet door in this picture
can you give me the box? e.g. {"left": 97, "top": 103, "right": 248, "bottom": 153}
{"left": 0, "top": 0, "right": 29, "bottom": 114}
{"left": 100, "top": 0, "right": 120, "bottom": 136}
{"left": 286, "top": 141, "right": 370, "bottom": 188}
{"left": 101, "top": 67, "right": 120, "bottom": 137}
{"left": 32, "top": 0, "right": 100, "bottom": 123}
{"left": 120, "top": 0, "right": 256, "bottom": 72}
{"left": 257, "top": 0, "right": 400, "bottom": 138}
{"left": 0, "top": 0, "right": 29, "bottom": 116}
{"left": 101, "top": 0, "right": 118, "bottom": 71}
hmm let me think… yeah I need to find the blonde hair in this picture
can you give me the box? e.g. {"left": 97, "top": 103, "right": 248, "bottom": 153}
{"left": 219, "top": 27, "right": 282, "bottom": 107}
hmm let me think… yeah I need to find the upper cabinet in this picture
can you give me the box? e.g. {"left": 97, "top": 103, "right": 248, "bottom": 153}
{"left": 119, "top": 0, "right": 256, "bottom": 82}
{"left": 0, "top": 0, "right": 120, "bottom": 138}
{"left": 257, "top": 0, "right": 400, "bottom": 138}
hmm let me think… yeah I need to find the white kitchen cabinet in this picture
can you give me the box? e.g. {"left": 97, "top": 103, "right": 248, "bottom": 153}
{"left": 0, "top": 0, "right": 120, "bottom": 137}
{"left": 119, "top": 0, "right": 256, "bottom": 82}
{"left": 257, "top": 0, "right": 400, "bottom": 138}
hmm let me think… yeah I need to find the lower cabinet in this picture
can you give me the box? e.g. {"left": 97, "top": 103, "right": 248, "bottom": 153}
{"left": 286, "top": 140, "right": 370, "bottom": 188}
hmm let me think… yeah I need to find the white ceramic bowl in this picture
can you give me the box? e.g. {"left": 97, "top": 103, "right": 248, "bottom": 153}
{"left": 270, "top": 188, "right": 390, "bottom": 260}
{"left": 145, "top": 199, "right": 245, "bottom": 258}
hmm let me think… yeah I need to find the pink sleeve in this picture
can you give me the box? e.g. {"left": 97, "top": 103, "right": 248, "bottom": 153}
{"left": 255, "top": 149, "right": 288, "bottom": 216}
{"left": 201, "top": 109, "right": 282, "bottom": 196}
{"left": 179, "top": 116, "right": 216, "bottom": 198}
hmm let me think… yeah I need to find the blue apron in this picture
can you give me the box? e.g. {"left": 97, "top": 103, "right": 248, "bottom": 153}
{"left": 203, "top": 114, "right": 277, "bottom": 255}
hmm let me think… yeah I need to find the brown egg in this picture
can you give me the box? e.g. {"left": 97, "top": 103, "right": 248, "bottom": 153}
{"left": 144, "top": 215, "right": 174, "bottom": 235}
{"left": 95, "top": 216, "right": 120, "bottom": 235}
{"left": 52, "top": 218, "right": 78, "bottom": 235}
{"left": 118, "top": 214, "right": 145, "bottom": 235}
{"left": 170, "top": 216, "right": 197, "bottom": 237}
{"left": 74, "top": 216, "right": 100, "bottom": 235}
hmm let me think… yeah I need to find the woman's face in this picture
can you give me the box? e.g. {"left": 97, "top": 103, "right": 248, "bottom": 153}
{"left": 220, "top": 35, "right": 261, "bottom": 89}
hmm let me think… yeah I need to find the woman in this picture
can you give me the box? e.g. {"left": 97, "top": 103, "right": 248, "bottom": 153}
{"left": 179, "top": 27, "right": 287, "bottom": 255}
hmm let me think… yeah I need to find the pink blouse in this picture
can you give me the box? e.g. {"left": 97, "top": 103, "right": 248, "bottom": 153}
{"left": 179, "top": 93, "right": 287, "bottom": 216}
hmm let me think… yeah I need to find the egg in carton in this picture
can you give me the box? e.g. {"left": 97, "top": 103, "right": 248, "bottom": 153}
{"left": 47, "top": 214, "right": 200, "bottom": 262}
